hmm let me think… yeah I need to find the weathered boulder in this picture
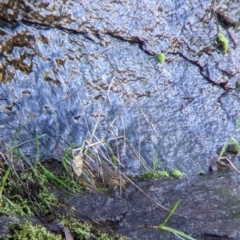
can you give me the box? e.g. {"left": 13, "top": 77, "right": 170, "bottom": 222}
{"left": 0, "top": 0, "right": 240, "bottom": 176}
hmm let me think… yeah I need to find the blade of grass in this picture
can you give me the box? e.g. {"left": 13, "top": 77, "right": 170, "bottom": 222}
{"left": 234, "top": 118, "right": 240, "bottom": 132}
{"left": 2, "top": 195, "right": 27, "bottom": 216}
{"left": 19, "top": 151, "right": 38, "bottom": 176}
{"left": 0, "top": 165, "right": 11, "bottom": 198}
{"left": 36, "top": 162, "right": 84, "bottom": 197}
{"left": 161, "top": 200, "right": 181, "bottom": 226}
{"left": 10, "top": 127, "right": 25, "bottom": 148}
{"left": 159, "top": 225, "right": 196, "bottom": 240}
{"left": 219, "top": 138, "right": 232, "bottom": 158}
{"left": 37, "top": 162, "right": 69, "bottom": 188}
{"left": 11, "top": 134, "right": 47, "bottom": 150}
{"left": 35, "top": 132, "right": 40, "bottom": 162}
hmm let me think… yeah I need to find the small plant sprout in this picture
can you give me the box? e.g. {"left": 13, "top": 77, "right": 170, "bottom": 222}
{"left": 218, "top": 120, "right": 240, "bottom": 159}
{"left": 236, "top": 81, "right": 240, "bottom": 90}
{"left": 140, "top": 152, "right": 170, "bottom": 180}
{"left": 216, "top": 118, "right": 240, "bottom": 174}
{"left": 232, "top": 139, "right": 240, "bottom": 154}
{"left": 151, "top": 151, "right": 164, "bottom": 171}
{"left": 217, "top": 33, "right": 228, "bottom": 54}
{"left": 156, "top": 52, "right": 165, "bottom": 63}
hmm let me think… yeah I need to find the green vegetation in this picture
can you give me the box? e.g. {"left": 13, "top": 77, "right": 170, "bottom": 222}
{"left": 61, "top": 142, "right": 78, "bottom": 172}
{"left": 0, "top": 134, "right": 84, "bottom": 216}
{"left": 140, "top": 154, "right": 184, "bottom": 180}
{"left": 220, "top": 137, "right": 240, "bottom": 157}
{"left": 217, "top": 33, "right": 228, "bottom": 54}
{"left": 141, "top": 170, "right": 169, "bottom": 180}
{"left": 236, "top": 81, "right": 240, "bottom": 90}
{"left": 3, "top": 221, "right": 63, "bottom": 240}
{"left": 140, "top": 169, "right": 184, "bottom": 180}
{"left": 157, "top": 200, "right": 196, "bottom": 240}
{"left": 0, "top": 133, "right": 129, "bottom": 239}
{"left": 169, "top": 169, "right": 185, "bottom": 179}
{"left": 0, "top": 110, "right": 190, "bottom": 239}
{"left": 0, "top": 167, "right": 59, "bottom": 217}
{"left": 215, "top": 119, "right": 240, "bottom": 174}
{"left": 156, "top": 52, "right": 165, "bottom": 63}
{"left": 219, "top": 119, "right": 240, "bottom": 158}
{"left": 0, "top": 165, "right": 11, "bottom": 198}
{"left": 61, "top": 217, "right": 128, "bottom": 240}
{"left": 60, "top": 217, "right": 91, "bottom": 239}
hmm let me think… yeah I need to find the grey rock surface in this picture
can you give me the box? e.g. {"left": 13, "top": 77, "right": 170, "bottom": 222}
{"left": 65, "top": 171, "right": 240, "bottom": 239}
{"left": 0, "top": 0, "right": 240, "bottom": 177}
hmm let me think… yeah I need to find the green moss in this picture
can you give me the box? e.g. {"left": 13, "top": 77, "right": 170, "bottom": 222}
{"left": 0, "top": 172, "right": 34, "bottom": 216}
{"left": 60, "top": 217, "right": 129, "bottom": 240}
{"left": 0, "top": 169, "right": 60, "bottom": 217}
{"left": 141, "top": 169, "right": 185, "bottom": 180}
{"left": 98, "top": 232, "right": 129, "bottom": 240}
{"left": 4, "top": 221, "right": 63, "bottom": 240}
{"left": 35, "top": 186, "right": 59, "bottom": 215}
{"left": 0, "top": 196, "right": 33, "bottom": 216}
{"left": 156, "top": 53, "right": 165, "bottom": 63}
{"left": 140, "top": 170, "right": 169, "bottom": 180}
{"left": 56, "top": 173, "right": 84, "bottom": 193}
{"left": 0, "top": 198, "right": 29, "bottom": 216}
{"left": 217, "top": 33, "right": 228, "bottom": 54}
{"left": 60, "top": 217, "right": 91, "bottom": 239}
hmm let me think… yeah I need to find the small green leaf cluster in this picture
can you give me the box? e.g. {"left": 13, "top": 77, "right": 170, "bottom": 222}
{"left": 217, "top": 33, "right": 228, "bottom": 54}
{"left": 156, "top": 53, "right": 165, "bottom": 63}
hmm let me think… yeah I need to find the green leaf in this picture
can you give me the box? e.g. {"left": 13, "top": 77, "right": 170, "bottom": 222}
{"left": 156, "top": 53, "right": 165, "bottom": 63}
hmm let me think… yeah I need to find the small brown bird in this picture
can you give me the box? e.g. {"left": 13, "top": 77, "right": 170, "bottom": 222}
{"left": 101, "top": 165, "right": 125, "bottom": 188}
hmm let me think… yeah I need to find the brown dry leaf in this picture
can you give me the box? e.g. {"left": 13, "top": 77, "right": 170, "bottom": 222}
{"left": 63, "top": 226, "right": 74, "bottom": 240}
{"left": 71, "top": 155, "right": 83, "bottom": 176}
{"left": 209, "top": 156, "right": 218, "bottom": 172}
{"left": 0, "top": 156, "right": 5, "bottom": 175}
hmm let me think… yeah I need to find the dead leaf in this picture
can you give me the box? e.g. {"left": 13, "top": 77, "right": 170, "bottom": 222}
{"left": 48, "top": 221, "right": 74, "bottom": 240}
{"left": 0, "top": 152, "right": 5, "bottom": 175}
{"left": 71, "top": 155, "right": 83, "bottom": 176}
{"left": 209, "top": 156, "right": 218, "bottom": 172}
{"left": 63, "top": 226, "right": 74, "bottom": 240}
